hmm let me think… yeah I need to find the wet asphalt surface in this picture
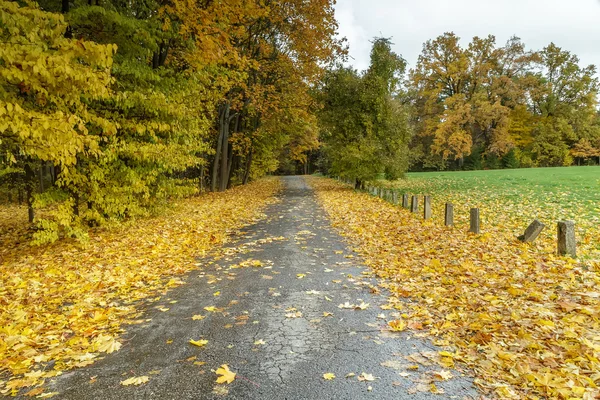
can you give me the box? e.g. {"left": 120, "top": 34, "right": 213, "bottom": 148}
{"left": 46, "top": 176, "right": 480, "bottom": 399}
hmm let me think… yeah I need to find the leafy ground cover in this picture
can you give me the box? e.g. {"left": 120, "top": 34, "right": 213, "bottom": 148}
{"left": 310, "top": 176, "right": 600, "bottom": 399}
{"left": 0, "top": 178, "right": 281, "bottom": 396}
{"left": 377, "top": 166, "right": 600, "bottom": 262}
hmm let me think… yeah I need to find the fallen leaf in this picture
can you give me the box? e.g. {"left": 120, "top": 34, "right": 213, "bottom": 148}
{"left": 189, "top": 339, "right": 208, "bottom": 347}
{"left": 358, "top": 372, "right": 375, "bottom": 382}
{"left": 432, "top": 370, "right": 453, "bottom": 381}
{"left": 388, "top": 320, "right": 406, "bottom": 332}
{"left": 323, "top": 373, "right": 336, "bottom": 380}
{"left": 120, "top": 376, "right": 149, "bottom": 386}
{"left": 338, "top": 302, "right": 356, "bottom": 309}
{"left": 215, "top": 364, "right": 236, "bottom": 384}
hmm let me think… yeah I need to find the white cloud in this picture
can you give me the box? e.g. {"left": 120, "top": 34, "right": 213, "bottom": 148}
{"left": 334, "top": 0, "right": 600, "bottom": 73}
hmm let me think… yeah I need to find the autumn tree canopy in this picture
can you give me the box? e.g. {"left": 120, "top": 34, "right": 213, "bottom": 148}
{"left": 0, "top": 0, "right": 343, "bottom": 242}
{"left": 409, "top": 33, "right": 600, "bottom": 170}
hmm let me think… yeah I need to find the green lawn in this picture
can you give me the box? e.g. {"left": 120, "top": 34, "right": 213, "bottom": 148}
{"left": 378, "top": 166, "right": 600, "bottom": 260}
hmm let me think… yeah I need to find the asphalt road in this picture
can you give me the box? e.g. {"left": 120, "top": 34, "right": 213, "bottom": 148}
{"left": 47, "top": 176, "right": 480, "bottom": 399}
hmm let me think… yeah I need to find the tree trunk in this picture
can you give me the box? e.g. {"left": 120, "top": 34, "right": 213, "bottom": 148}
{"left": 355, "top": 179, "right": 362, "bottom": 190}
{"left": 72, "top": 191, "right": 79, "bottom": 216}
{"left": 243, "top": 147, "right": 253, "bottom": 185}
{"left": 24, "top": 164, "right": 35, "bottom": 223}
{"left": 38, "top": 167, "right": 44, "bottom": 193}
{"left": 199, "top": 164, "right": 204, "bottom": 192}
{"left": 219, "top": 104, "right": 231, "bottom": 192}
{"left": 211, "top": 103, "right": 229, "bottom": 192}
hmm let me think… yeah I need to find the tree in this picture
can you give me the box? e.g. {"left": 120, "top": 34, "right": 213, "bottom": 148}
{"left": 528, "top": 43, "right": 600, "bottom": 166}
{"left": 318, "top": 38, "right": 411, "bottom": 187}
{"left": 409, "top": 33, "right": 535, "bottom": 169}
{"left": 0, "top": 0, "right": 116, "bottom": 241}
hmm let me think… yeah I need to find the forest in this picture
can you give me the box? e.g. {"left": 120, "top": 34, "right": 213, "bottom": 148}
{"left": 1, "top": 0, "right": 599, "bottom": 243}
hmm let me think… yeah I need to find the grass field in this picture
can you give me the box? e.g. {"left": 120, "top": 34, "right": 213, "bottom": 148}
{"left": 377, "top": 166, "right": 600, "bottom": 261}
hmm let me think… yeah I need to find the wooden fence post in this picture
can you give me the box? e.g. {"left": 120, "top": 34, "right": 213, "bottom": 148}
{"left": 445, "top": 203, "right": 454, "bottom": 226}
{"left": 411, "top": 195, "right": 418, "bottom": 213}
{"left": 392, "top": 191, "right": 398, "bottom": 205}
{"left": 423, "top": 196, "right": 432, "bottom": 220}
{"left": 557, "top": 221, "right": 576, "bottom": 257}
{"left": 469, "top": 208, "right": 480, "bottom": 234}
{"left": 518, "top": 219, "right": 545, "bottom": 242}
{"left": 402, "top": 194, "right": 409, "bottom": 208}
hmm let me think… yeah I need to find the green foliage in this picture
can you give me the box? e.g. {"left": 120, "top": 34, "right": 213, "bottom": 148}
{"left": 501, "top": 149, "right": 520, "bottom": 169}
{"left": 317, "top": 38, "right": 411, "bottom": 184}
{"left": 463, "top": 146, "right": 483, "bottom": 171}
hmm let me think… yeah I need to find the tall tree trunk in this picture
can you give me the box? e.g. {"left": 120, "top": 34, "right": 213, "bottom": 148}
{"left": 38, "top": 167, "right": 44, "bottom": 193}
{"left": 199, "top": 164, "right": 204, "bottom": 192}
{"left": 243, "top": 147, "right": 253, "bottom": 185}
{"left": 211, "top": 103, "right": 229, "bottom": 192}
{"left": 219, "top": 104, "right": 231, "bottom": 192}
{"left": 226, "top": 144, "right": 234, "bottom": 186}
{"left": 72, "top": 191, "right": 79, "bottom": 217}
{"left": 24, "top": 164, "right": 35, "bottom": 223}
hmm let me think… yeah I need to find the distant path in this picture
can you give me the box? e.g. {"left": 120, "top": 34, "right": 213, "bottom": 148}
{"left": 48, "top": 176, "right": 479, "bottom": 399}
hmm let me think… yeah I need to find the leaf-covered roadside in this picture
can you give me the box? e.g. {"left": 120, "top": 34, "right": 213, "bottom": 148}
{"left": 0, "top": 178, "right": 281, "bottom": 396}
{"left": 310, "top": 177, "right": 600, "bottom": 399}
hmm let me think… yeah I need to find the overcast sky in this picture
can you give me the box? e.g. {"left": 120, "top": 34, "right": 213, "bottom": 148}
{"left": 334, "top": 0, "right": 600, "bottom": 74}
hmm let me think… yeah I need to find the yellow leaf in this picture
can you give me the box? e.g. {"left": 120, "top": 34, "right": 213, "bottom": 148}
{"left": 323, "top": 373, "right": 336, "bottom": 380}
{"left": 120, "top": 376, "right": 149, "bottom": 386}
{"left": 189, "top": 339, "right": 208, "bottom": 347}
{"left": 192, "top": 315, "right": 205, "bottom": 320}
{"left": 432, "top": 370, "right": 453, "bottom": 381}
{"left": 94, "top": 335, "right": 122, "bottom": 354}
{"left": 388, "top": 320, "right": 406, "bottom": 332}
{"left": 215, "top": 364, "right": 236, "bottom": 384}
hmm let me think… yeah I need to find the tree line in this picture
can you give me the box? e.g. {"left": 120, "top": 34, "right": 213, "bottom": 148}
{"left": 316, "top": 33, "right": 600, "bottom": 187}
